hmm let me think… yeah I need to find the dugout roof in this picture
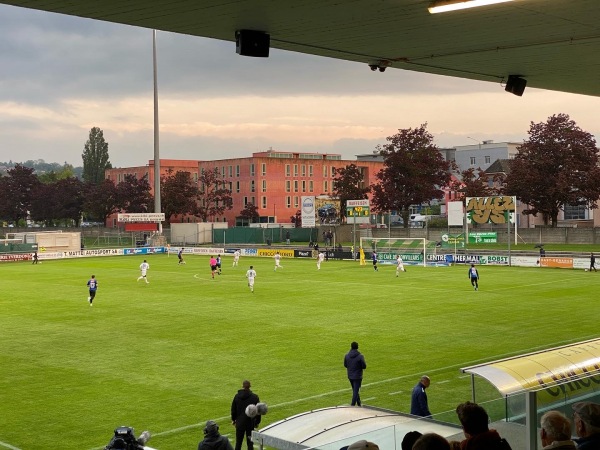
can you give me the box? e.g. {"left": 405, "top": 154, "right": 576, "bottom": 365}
{"left": 0, "top": 1, "right": 599, "bottom": 97}
{"left": 252, "top": 405, "right": 462, "bottom": 450}
{"left": 461, "top": 337, "right": 600, "bottom": 397}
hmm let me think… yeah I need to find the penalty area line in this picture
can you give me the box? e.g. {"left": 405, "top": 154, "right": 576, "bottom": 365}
{"left": 0, "top": 440, "right": 22, "bottom": 450}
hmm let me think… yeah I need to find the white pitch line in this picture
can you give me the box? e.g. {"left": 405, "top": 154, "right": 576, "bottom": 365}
{"left": 388, "top": 391, "right": 403, "bottom": 395}
{"left": 437, "top": 380, "right": 450, "bottom": 384}
{"left": 0, "top": 440, "right": 21, "bottom": 450}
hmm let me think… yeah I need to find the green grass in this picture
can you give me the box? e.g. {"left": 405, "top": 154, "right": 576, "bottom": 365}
{"left": 1, "top": 255, "right": 600, "bottom": 449}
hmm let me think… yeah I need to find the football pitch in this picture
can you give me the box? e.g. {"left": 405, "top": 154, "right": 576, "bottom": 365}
{"left": 1, "top": 254, "right": 599, "bottom": 449}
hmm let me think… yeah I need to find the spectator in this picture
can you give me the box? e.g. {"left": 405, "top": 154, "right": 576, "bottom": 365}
{"left": 455, "top": 401, "right": 511, "bottom": 449}
{"left": 198, "top": 420, "right": 233, "bottom": 450}
{"left": 540, "top": 410, "right": 575, "bottom": 450}
{"left": 340, "top": 440, "right": 379, "bottom": 450}
{"left": 286, "top": 231, "right": 290, "bottom": 245}
{"left": 572, "top": 401, "right": 600, "bottom": 449}
{"left": 410, "top": 376, "right": 432, "bottom": 417}
{"left": 412, "top": 433, "right": 451, "bottom": 450}
{"left": 231, "top": 380, "right": 261, "bottom": 450}
{"left": 401, "top": 431, "right": 422, "bottom": 450}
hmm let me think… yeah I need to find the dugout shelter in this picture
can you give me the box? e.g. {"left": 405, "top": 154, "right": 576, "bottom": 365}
{"left": 462, "top": 337, "right": 600, "bottom": 450}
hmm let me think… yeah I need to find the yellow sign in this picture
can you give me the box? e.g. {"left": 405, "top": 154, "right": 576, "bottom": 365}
{"left": 257, "top": 249, "right": 294, "bottom": 258}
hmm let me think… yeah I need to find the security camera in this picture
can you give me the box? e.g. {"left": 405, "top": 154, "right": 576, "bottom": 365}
{"left": 369, "top": 64, "right": 378, "bottom": 71}
{"left": 378, "top": 66, "right": 386, "bottom": 72}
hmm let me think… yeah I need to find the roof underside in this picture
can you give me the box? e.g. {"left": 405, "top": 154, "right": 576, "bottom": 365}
{"left": 1, "top": 0, "right": 599, "bottom": 97}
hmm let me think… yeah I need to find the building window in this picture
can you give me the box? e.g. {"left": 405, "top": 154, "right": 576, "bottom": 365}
{"left": 309, "top": 165, "right": 313, "bottom": 177}
{"left": 193, "top": 173, "right": 198, "bottom": 182}
{"left": 236, "top": 165, "right": 240, "bottom": 177}
{"left": 470, "top": 157, "right": 476, "bottom": 166}
{"left": 261, "top": 163, "right": 266, "bottom": 176}
{"left": 236, "top": 181, "right": 240, "bottom": 193}
{"left": 251, "top": 196, "right": 255, "bottom": 206}
{"left": 294, "top": 164, "right": 298, "bottom": 176}
{"left": 262, "top": 180, "right": 267, "bottom": 192}
{"left": 323, "top": 165, "right": 328, "bottom": 177}
{"left": 294, "top": 196, "right": 299, "bottom": 208}
{"left": 222, "top": 166, "right": 225, "bottom": 176}
{"left": 286, "top": 196, "right": 291, "bottom": 208}
{"left": 302, "top": 180, "right": 306, "bottom": 192}
{"left": 302, "top": 165, "right": 306, "bottom": 176}
{"left": 309, "top": 180, "right": 314, "bottom": 192}
{"left": 251, "top": 180, "right": 255, "bottom": 192}
{"left": 564, "top": 204, "right": 587, "bottom": 220}
{"left": 331, "top": 166, "right": 336, "bottom": 177}
{"left": 324, "top": 180, "right": 328, "bottom": 192}
{"left": 262, "top": 196, "right": 267, "bottom": 208}
{"left": 228, "top": 166, "right": 233, "bottom": 177}
{"left": 250, "top": 164, "right": 255, "bottom": 176}
{"left": 286, "top": 164, "right": 291, "bottom": 176}
{"left": 286, "top": 180, "right": 291, "bottom": 192}
{"left": 294, "top": 180, "right": 299, "bottom": 192}
{"left": 485, "top": 156, "right": 491, "bottom": 164}
{"left": 244, "top": 196, "right": 248, "bottom": 205}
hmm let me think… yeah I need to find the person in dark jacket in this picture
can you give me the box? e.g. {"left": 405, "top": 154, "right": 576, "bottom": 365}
{"left": 573, "top": 401, "right": 600, "bottom": 450}
{"left": 455, "top": 401, "right": 511, "bottom": 450}
{"left": 344, "top": 341, "right": 367, "bottom": 406}
{"left": 231, "top": 380, "right": 260, "bottom": 450}
{"left": 410, "top": 376, "right": 432, "bottom": 417}
{"left": 198, "top": 420, "right": 233, "bottom": 450}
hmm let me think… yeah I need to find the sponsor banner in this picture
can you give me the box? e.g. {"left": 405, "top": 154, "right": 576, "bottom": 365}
{"left": 242, "top": 248, "right": 258, "bottom": 256}
{"left": 512, "top": 256, "right": 539, "bottom": 267}
{"left": 123, "top": 247, "right": 165, "bottom": 255}
{"left": 466, "top": 195, "right": 516, "bottom": 225}
{"left": 480, "top": 255, "right": 509, "bottom": 265}
{"left": 540, "top": 257, "right": 573, "bottom": 269}
{"left": 301, "top": 196, "right": 315, "bottom": 228}
{"left": 574, "top": 258, "right": 589, "bottom": 270}
{"left": 65, "top": 248, "right": 124, "bottom": 257}
{"left": 468, "top": 232, "right": 498, "bottom": 244}
{"left": 38, "top": 252, "right": 63, "bottom": 260}
{"left": 0, "top": 253, "right": 30, "bottom": 262}
{"left": 295, "top": 249, "right": 313, "bottom": 258}
{"left": 118, "top": 213, "right": 165, "bottom": 222}
{"left": 451, "top": 254, "right": 484, "bottom": 264}
{"left": 191, "top": 247, "right": 225, "bottom": 255}
{"left": 441, "top": 233, "right": 465, "bottom": 248}
{"left": 257, "top": 249, "right": 295, "bottom": 258}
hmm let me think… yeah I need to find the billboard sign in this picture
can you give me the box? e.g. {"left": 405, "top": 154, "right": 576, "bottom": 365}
{"left": 301, "top": 196, "right": 315, "bottom": 228}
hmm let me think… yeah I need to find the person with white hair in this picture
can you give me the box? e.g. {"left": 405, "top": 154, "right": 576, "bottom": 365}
{"left": 198, "top": 420, "right": 233, "bottom": 450}
{"left": 410, "top": 376, "right": 432, "bottom": 417}
{"left": 540, "top": 410, "right": 575, "bottom": 450}
{"left": 572, "top": 401, "right": 600, "bottom": 449}
{"left": 231, "top": 380, "right": 261, "bottom": 450}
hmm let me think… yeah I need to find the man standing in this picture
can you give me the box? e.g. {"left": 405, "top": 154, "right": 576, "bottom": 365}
{"left": 540, "top": 410, "right": 576, "bottom": 450}
{"left": 590, "top": 253, "right": 597, "bottom": 272}
{"left": 198, "top": 420, "right": 233, "bottom": 450}
{"left": 233, "top": 249, "right": 241, "bottom": 267}
{"left": 274, "top": 252, "right": 283, "bottom": 271}
{"left": 231, "top": 380, "right": 261, "bottom": 450}
{"left": 344, "top": 341, "right": 366, "bottom": 406}
{"left": 410, "top": 376, "right": 432, "bottom": 417}
{"left": 216, "top": 254, "right": 222, "bottom": 275}
{"left": 246, "top": 265, "right": 256, "bottom": 293}
{"left": 371, "top": 251, "right": 378, "bottom": 271}
{"left": 210, "top": 256, "right": 218, "bottom": 279}
{"left": 87, "top": 274, "right": 98, "bottom": 306}
{"left": 32, "top": 251, "right": 39, "bottom": 264}
{"left": 137, "top": 259, "right": 150, "bottom": 283}
{"left": 396, "top": 255, "right": 406, "bottom": 277}
{"left": 317, "top": 251, "right": 325, "bottom": 270}
{"left": 178, "top": 248, "right": 186, "bottom": 265}
{"left": 572, "top": 401, "right": 600, "bottom": 449}
{"left": 468, "top": 264, "right": 479, "bottom": 291}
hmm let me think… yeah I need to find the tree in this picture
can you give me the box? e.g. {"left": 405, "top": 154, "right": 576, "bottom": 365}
{"left": 453, "top": 167, "right": 501, "bottom": 203}
{"left": 332, "top": 164, "right": 371, "bottom": 220}
{"left": 239, "top": 202, "right": 259, "bottom": 225}
{"left": 30, "top": 177, "right": 85, "bottom": 226}
{"left": 117, "top": 174, "right": 153, "bottom": 213}
{"left": 370, "top": 124, "right": 455, "bottom": 227}
{"left": 290, "top": 210, "right": 302, "bottom": 227}
{"left": 0, "top": 164, "right": 41, "bottom": 224}
{"left": 196, "top": 168, "right": 233, "bottom": 221}
{"left": 82, "top": 127, "right": 112, "bottom": 185}
{"left": 504, "top": 114, "right": 600, "bottom": 227}
{"left": 83, "top": 179, "right": 119, "bottom": 223}
{"left": 160, "top": 170, "right": 199, "bottom": 221}
{"left": 37, "top": 163, "right": 76, "bottom": 184}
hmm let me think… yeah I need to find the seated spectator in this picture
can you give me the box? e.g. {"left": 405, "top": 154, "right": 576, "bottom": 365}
{"left": 572, "top": 401, "right": 600, "bottom": 449}
{"left": 455, "top": 401, "right": 512, "bottom": 450}
{"left": 412, "top": 433, "right": 451, "bottom": 450}
{"left": 540, "top": 410, "right": 575, "bottom": 449}
{"left": 401, "top": 431, "right": 422, "bottom": 450}
{"left": 448, "top": 441, "right": 461, "bottom": 450}
{"left": 339, "top": 440, "right": 379, "bottom": 450}
{"left": 198, "top": 420, "right": 233, "bottom": 450}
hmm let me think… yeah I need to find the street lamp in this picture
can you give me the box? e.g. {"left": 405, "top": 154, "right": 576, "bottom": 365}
{"left": 466, "top": 136, "right": 481, "bottom": 150}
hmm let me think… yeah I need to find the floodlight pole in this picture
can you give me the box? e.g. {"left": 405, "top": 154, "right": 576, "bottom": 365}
{"left": 153, "top": 29, "right": 162, "bottom": 234}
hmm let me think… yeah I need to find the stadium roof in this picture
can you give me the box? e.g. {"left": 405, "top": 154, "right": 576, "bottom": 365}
{"left": 0, "top": 0, "right": 599, "bottom": 97}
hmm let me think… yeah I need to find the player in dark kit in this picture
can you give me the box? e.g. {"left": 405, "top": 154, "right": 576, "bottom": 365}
{"left": 87, "top": 275, "right": 98, "bottom": 306}
{"left": 178, "top": 248, "right": 186, "bottom": 265}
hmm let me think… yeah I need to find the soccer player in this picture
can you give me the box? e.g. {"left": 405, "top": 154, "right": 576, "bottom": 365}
{"left": 137, "top": 259, "right": 150, "bottom": 284}
{"left": 210, "top": 256, "right": 218, "bottom": 279}
{"left": 396, "top": 255, "right": 406, "bottom": 276}
{"left": 274, "top": 252, "right": 283, "bottom": 271}
{"left": 317, "top": 251, "right": 325, "bottom": 270}
{"left": 246, "top": 265, "right": 257, "bottom": 293}
{"left": 468, "top": 263, "right": 479, "bottom": 291}
{"left": 87, "top": 274, "right": 98, "bottom": 306}
{"left": 32, "top": 251, "right": 39, "bottom": 264}
{"left": 232, "top": 249, "right": 241, "bottom": 267}
{"left": 178, "top": 248, "right": 186, "bottom": 265}
{"left": 216, "top": 254, "right": 222, "bottom": 275}
{"left": 372, "top": 251, "right": 378, "bottom": 271}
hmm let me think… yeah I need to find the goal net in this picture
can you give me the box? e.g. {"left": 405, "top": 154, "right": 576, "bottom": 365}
{"left": 359, "top": 237, "right": 428, "bottom": 267}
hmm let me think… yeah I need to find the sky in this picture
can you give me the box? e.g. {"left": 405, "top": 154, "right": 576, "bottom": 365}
{"left": 1, "top": 4, "right": 599, "bottom": 169}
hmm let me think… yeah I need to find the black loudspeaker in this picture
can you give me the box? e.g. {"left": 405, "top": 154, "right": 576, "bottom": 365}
{"left": 236, "top": 30, "right": 270, "bottom": 57}
{"left": 505, "top": 75, "right": 527, "bottom": 96}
